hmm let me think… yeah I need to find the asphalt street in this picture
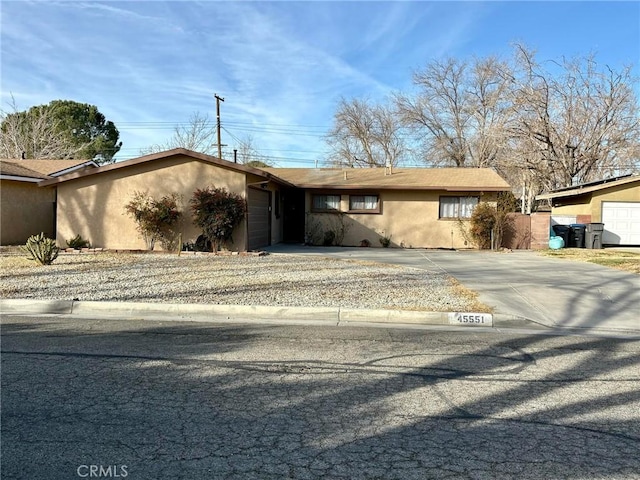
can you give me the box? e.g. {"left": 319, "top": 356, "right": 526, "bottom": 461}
{"left": 2, "top": 315, "right": 639, "bottom": 479}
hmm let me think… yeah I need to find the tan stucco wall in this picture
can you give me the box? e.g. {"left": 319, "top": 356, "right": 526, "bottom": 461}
{"left": 56, "top": 156, "right": 249, "bottom": 250}
{"left": 305, "top": 190, "right": 499, "bottom": 249}
{"left": 269, "top": 185, "right": 283, "bottom": 245}
{"left": 1, "top": 180, "right": 56, "bottom": 245}
{"left": 551, "top": 182, "right": 640, "bottom": 222}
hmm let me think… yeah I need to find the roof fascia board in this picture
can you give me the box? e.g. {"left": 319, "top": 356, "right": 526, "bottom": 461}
{"left": 537, "top": 177, "right": 640, "bottom": 200}
{"left": 297, "top": 184, "right": 508, "bottom": 191}
{"left": 49, "top": 161, "right": 100, "bottom": 177}
{"left": 1, "top": 174, "right": 44, "bottom": 183}
{"left": 38, "top": 148, "right": 293, "bottom": 187}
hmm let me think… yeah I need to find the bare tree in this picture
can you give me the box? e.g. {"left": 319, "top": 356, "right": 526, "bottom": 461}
{"left": 391, "top": 47, "right": 640, "bottom": 211}
{"left": 231, "top": 134, "right": 272, "bottom": 167}
{"left": 140, "top": 112, "right": 217, "bottom": 156}
{"left": 396, "top": 57, "right": 513, "bottom": 168}
{"left": 0, "top": 97, "right": 91, "bottom": 159}
{"left": 326, "top": 97, "right": 406, "bottom": 167}
{"left": 508, "top": 45, "right": 640, "bottom": 191}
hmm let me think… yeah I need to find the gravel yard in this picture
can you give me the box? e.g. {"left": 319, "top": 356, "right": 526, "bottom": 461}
{"left": 0, "top": 252, "right": 484, "bottom": 311}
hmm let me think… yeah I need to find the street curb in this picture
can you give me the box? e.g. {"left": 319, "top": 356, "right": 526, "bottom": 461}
{"left": 1, "top": 298, "right": 509, "bottom": 328}
{"left": 0, "top": 299, "right": 75, "bottom": 314}
{"left": 3, "top": 299, "right": 639, "bottom": 337}
{"left": 70, "top": 301, "right": 340, "bottom": 323}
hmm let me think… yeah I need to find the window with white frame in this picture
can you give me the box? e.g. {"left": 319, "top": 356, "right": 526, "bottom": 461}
{"left": 312, "top": 194, "right": 341, "bottom": 211}
{"left": 349, "top": 194, "right": 379, "bottom": 212}
{"left": 439, "top": 196, "right": 479, "bottom": 219}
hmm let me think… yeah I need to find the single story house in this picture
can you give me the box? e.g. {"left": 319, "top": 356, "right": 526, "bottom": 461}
{"left": 35, "top": 148, "right": 511, "bottom": 251}
{"left": 536, "top": 174, "right": 640, "bottom": 246}
{"left": 264, "top": 166, "right": 511, "bottom": 249}
{"left": 1, "top": 159, "right": 97, "bottom": 245}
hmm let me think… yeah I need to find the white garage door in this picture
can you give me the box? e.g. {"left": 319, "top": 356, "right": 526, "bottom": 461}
{"left": 601, "top": 202, "right": 640, "bottom": 245}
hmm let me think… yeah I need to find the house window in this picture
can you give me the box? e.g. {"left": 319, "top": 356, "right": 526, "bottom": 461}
{"left": 439, "top": 196, "right": 479, "bottom": 219}
{"left": 349, "top": 195, "right": 380, "bottom": 213}
{"left": 312, "top": 194, "right": 341, "bottom": 212}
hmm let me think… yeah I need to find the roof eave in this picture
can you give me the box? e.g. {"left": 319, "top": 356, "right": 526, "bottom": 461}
{"left": 536, "top": 176, "right": 640, "bottom": 200}
{"left": 38, "top": 148, "right": 286, "bottom": 187}
{"left": 49, "top": 160, "right": 100, "bottom": 177}
{"left": 297, "top": 183, "right": 510, "bottom": 191}
{"left": 1, "top": 174, "right": 46, "bottom": 183}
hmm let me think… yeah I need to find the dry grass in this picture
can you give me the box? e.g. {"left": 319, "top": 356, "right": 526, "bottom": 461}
{"left": 448, "top": 278, "right": 494, "bottom": 313}
{"left": 538, "top": 249, "right": 640, "bottom": 274}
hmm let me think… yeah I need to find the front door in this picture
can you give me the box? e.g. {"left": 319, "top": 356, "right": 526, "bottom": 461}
{"left": 282, "top": 188, "right": 305, "bottom": 243}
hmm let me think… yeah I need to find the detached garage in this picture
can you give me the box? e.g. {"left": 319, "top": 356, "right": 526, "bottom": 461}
{"left": 537, "top": 175, "right": 640, "bottom": 246}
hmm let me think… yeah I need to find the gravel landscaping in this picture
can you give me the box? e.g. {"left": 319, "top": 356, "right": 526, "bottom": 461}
{"left": 0, "top": 252, "right": 483, "bottom": 312}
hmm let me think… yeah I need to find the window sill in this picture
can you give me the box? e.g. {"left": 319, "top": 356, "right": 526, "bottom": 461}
{"left": 348, "top": 209, "right": 381, "bottom": 214}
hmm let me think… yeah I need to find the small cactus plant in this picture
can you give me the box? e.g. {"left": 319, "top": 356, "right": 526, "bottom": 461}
{"left": 22, "top": 233, "right": 60, "bottom": 265}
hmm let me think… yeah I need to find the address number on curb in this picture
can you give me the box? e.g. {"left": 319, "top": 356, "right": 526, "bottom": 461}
{"left": 448, "top": 312, "right": 493, "bottom": 326}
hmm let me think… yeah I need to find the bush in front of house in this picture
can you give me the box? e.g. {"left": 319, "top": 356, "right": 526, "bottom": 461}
{"left": 323, "top": 230, "right": 336, "bottom": 246}
{"left": 470, "top": 193, "right": 518, "bottom": 250}
{"left": 22, "top": 233, "right": 60, "bottom": 265}
{"left": 470, "top": 202, "right": 496, "bottom": 249}
{"left": 66, "top": 234, "right": 91, "bottom": 249}
{"left": 190, "top": 187, "right": 247, "bottom": 252}
{"left": 379, "top": 232, "right": 392, "bottom": 248}
{"left": 125, "top": 191, "right": 182, "bottom": 250}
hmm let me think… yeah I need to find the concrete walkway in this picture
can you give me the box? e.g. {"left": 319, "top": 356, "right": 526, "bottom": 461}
{"left": 266, "top": 245, "right": 640, "bottom": 334}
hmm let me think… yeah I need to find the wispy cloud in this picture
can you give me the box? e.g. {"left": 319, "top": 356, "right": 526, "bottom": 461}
{"left": 1, "top": 1, "right": 637, "bottom": 164}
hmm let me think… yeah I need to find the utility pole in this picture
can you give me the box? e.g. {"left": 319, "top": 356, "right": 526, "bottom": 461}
{"left": 214, "top": 94, "right": 225, "bottom": 160}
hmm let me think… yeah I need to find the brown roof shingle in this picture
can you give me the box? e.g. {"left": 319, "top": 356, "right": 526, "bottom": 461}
{"left": 264, "top": 167, "right": 511, "bottom": 191}
{"left": 0, "top": 159, "right": 96, "bottom": 178}
{"left": 0, "top": 160, "right": 51, "bottom": 180}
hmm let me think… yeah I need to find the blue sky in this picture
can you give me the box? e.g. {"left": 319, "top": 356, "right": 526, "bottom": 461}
{"left": 1, "top": 1, "right": 639, "bottom": 166}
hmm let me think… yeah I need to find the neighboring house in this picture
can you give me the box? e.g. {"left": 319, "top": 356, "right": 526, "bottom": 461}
{"left": 37, "top": 148, "right": 510, "bottom": 251}
{"left": 537, "top": 175, "right": 640, "bottom": 246}
{"left": 0, "top": 159, "right": 98, "bottom": 245}
{"left": 265, "top": 167, "right": 511, "bottom": 249}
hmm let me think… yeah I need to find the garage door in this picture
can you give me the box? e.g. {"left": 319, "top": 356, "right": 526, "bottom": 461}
{"left": 602, "top": 202, "right": 640, "bottom": 245}
{"left": 247, "top": 188, "right": 271, "bottom": 250}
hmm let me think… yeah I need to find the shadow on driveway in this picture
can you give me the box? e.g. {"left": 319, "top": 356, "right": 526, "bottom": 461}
{"left": 266, "top": 245, "right": 640, "bottom": 333}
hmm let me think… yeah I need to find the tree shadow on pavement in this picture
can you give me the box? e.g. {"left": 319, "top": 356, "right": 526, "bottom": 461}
{"left": 1, "top": 318, "right": 639, "bottom": 479}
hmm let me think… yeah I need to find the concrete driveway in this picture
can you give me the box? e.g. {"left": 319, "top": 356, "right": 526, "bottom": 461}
{"left": 267, "top": 245, "right": 640, "bottom": 334}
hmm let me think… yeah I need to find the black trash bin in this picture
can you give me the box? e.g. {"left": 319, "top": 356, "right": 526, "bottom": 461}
{"left": 552, "top": 225, "right": 572, "bottom": 248}
{"left": 586, "top": 223, "right": 605, "bottom": 249}
{"left": 570, "top": 224, "right": 586, "bottom": 248}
